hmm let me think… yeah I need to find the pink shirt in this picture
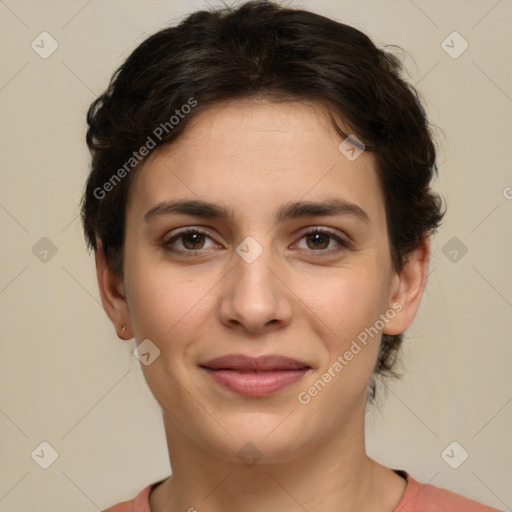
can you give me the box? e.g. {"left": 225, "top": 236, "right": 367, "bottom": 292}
{"left": 102, "top": 470, "right": 502, "bottom": 512}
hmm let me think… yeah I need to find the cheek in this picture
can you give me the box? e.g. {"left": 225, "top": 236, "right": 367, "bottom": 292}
{"left": 300, "top": 266, "right": 389, "bottom": 343}
{"left": 294, "top": 266, "right": 391, "bottom": 405}
{"left": 124, "top": 259, "right": 216, "bottom": 404}
{"left": 126, "top": 260, "right": 215, "bottom": 345}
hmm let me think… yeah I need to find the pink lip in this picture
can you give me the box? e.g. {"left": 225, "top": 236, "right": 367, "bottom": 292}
{"left": 200, "top": 354, "right": 311, "bottom": 397}
{"left": 202, "top": 368, "right": 310, "bottom": 397}
{"left": 201, "top": 354, "right": 310, "bottom": 371}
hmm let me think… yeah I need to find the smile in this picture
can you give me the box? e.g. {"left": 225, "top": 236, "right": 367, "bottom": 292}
{"left": 199, "top": 354, "right": 311, "bottom": 397}
{"left": 201, "top": 368, "right": 310, "bottom": 397}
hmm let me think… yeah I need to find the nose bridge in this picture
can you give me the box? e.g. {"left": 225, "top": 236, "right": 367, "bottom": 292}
{"left": 220, "top": 234, "right": 291, "bottom": 332}
{"left": 233, "top": 234, "right": 279, "bottom": 305}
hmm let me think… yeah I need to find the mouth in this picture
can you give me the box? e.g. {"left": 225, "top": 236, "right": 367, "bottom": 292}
{"left": 199, "top": 354, "right": 311, "bottom": 397}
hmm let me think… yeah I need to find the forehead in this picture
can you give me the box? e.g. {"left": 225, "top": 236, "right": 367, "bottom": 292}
{"left": 127, "top": 99, "right": 386, "bottom": 230}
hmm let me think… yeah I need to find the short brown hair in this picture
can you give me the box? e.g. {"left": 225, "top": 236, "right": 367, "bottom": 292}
{"left": 81, "top": 0, "right": 445, "bottom": 401}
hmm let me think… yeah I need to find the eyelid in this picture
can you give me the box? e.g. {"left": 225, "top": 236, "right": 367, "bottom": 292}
{"left": 292, "top": 227, "right": 352, "bottom": 252}
{"left": 296, "top": 226, "right": 350, "bottom": 243}
{"left": 164, "top": 226, "right": 220, "bottom": 248}
{"left": 164, "top": 226, "right": 214, "bottom": 241}
{"left": 163, "top": 225, "right": 351, "bottom": 255}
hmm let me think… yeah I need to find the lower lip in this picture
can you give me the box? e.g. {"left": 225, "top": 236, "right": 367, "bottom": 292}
{"left": 202, "top": 368, "right": 309, "bottom": 397}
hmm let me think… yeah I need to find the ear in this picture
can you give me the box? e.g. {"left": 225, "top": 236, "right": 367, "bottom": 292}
{"left": 383, "top": 236, "right": 430, "bottom": 335}
{"left": 95, "top": 239, "right": 132, "bottom": 340}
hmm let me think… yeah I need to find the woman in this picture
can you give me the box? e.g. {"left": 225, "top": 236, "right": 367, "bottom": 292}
{"left": 81, "top": 1, "right": 501, "bottom": 510}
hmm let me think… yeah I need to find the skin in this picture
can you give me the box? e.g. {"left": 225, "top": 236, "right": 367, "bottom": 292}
{"left": 96, "top": 98, "right": 430, "bottom": 512}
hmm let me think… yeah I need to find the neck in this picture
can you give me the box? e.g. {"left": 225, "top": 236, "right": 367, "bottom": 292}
{"left": 149, "top": 401, "right": 406, "bottom": 512}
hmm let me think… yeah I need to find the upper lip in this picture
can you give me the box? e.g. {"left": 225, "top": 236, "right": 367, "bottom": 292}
{"left": 200, "top": 354, "right": 311, "bottom": 371}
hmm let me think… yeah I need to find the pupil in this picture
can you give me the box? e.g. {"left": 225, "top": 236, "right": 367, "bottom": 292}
{"left": 186, "top": 233, "right": 203, "bottom": 248}
{"left": 310, "top": 232, "right": 328, "bottom": 249}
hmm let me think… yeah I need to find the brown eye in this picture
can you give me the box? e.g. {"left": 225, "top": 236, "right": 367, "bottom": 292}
{"left": 164, "top": 228, "right": 218, "bottom": 255}
{"left": 296, "top": 228, "right": 350, "bottom": 255}
{"left": 305, "top": 231, "right": 330, "bottom": 250}
{"left": 180, "top": 231, "right": 206, "bottom": 250}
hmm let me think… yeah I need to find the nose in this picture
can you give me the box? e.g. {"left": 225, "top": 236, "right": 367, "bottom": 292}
{"left": 219, "top": 243, "right": 293, "bottom": 335}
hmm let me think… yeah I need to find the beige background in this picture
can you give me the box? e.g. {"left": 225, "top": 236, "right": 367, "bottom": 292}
{"left": 0, "top": 0, "right": 511, "bottom": 510}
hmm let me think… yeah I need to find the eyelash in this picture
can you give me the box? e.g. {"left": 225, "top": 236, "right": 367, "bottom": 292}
{"left": 163, "top": 227, "right": 351, "bottom": 257}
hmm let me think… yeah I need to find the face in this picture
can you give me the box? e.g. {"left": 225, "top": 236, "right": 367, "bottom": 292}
{"left": 98, "top": 98, "right": 427, "bottom": 464}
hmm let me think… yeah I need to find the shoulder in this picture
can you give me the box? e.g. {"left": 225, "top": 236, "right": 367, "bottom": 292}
{"left": 102, "top": 479, "right": 163, "bottom": 512}
{"left": 394, "top": 470, "right": 503, "bottom": 512}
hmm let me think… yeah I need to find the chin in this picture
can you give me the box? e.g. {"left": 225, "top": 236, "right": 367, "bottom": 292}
{"left": 196, "top": 413, "right": 314, "bottom": 466}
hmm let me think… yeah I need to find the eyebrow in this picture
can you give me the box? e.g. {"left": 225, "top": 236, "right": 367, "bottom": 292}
{"left": 144, "top": 197, "right": 370, "bottom": 225}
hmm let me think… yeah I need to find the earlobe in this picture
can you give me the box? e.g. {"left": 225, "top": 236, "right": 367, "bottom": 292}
{"left": 95, "top": 239, "right": 132, "bottom": 340}
{"left": 383, "top": 237, "right": 430, "bottom": 336}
